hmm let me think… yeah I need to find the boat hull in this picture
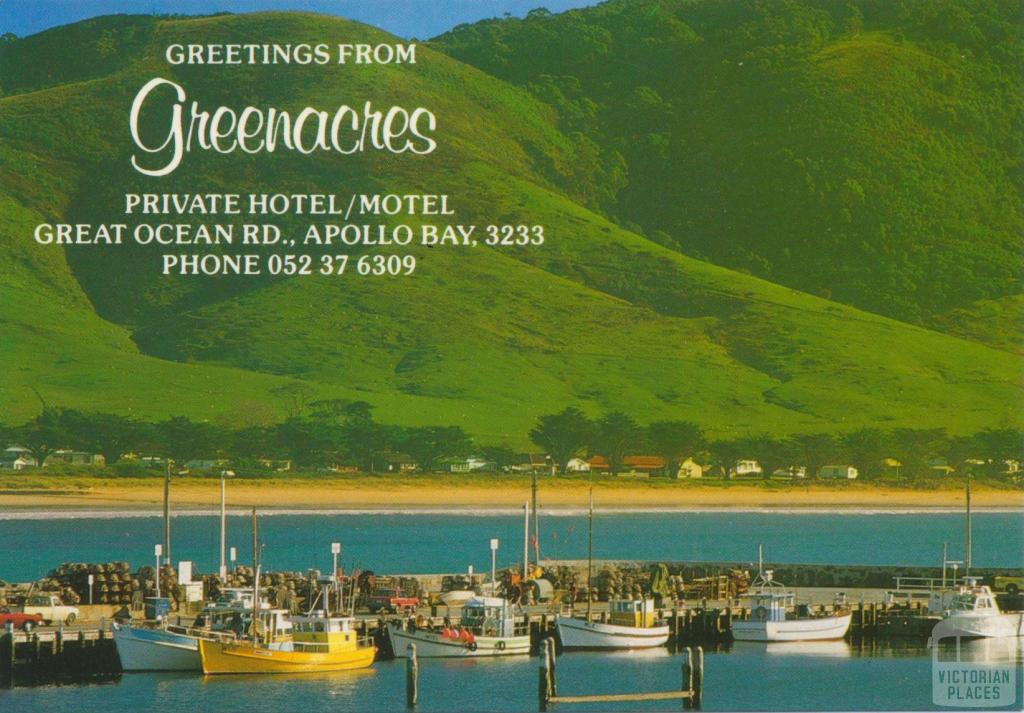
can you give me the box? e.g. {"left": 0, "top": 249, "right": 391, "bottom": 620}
{"left": 112, "top": 623, "right": 200, "bottom": 671}
{"left": 199, "top": 639, "right": 376, "bottom": 674}
{"left": 937, "top": 612, "right": 1024, "bottom": 639}
{"left": 388, "top": 623, "right": 531, "bottom": 657}
{"left": 555, "top": 615, "right": 670, "bottom": 649}
{"left": 731, "top": 613, "right": 852, "bottom": 642}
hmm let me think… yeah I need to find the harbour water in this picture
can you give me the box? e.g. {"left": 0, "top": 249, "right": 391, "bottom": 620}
{"left": 0, "top": 510, "right": 1021, "bottom": 581}
{"left": 3, "top": 640, "right": 1022, "bottom": 712}
{"left": 1, "top": 511, "right": 1022, "bottom": 711}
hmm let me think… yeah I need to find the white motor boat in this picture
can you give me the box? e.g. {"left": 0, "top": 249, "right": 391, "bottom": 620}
{"left": 113, "top": 607, "right": 292, "bottom": 671}
{"left": 556, "top": 598, "right": 670, "bottom": 649}
{"left": 731, "top": 561, "right": 851, "bottom": 642}
{"left": 388, "top": 596, "right": 531, "bottom": 658}
{"left": 931, "top": 581, "right": 1024, "bottom": 639}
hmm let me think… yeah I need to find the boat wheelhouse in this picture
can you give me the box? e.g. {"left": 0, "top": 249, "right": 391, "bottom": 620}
{"left": 388, "top": 596, "right": 531, "bottom": 657}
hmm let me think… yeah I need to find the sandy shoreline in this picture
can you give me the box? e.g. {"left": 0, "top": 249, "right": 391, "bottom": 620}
{"left": 0, "top": 476, "right": 1020, "bottom": 513}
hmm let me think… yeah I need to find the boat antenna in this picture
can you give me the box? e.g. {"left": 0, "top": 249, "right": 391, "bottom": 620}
{"left": 586, "top": 486, "right": 594, "bottom": 621}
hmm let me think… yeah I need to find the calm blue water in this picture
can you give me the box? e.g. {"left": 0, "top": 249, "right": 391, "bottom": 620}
{"left": 1, "top": 512, "right": 1022, "bottom": 711}
{"left": 3, "top": 641, "right": 1022, "bottom": 711}
{"left": 0, "top": 511, "right": 1021, "bottom": 582}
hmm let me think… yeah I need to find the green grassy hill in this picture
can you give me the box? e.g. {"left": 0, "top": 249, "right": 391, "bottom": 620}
{"left": 0, "top": 12, "right": 1020, "bottom": 446}
{"left": 436, "top": 0, "right": 1023, "bottom": 335}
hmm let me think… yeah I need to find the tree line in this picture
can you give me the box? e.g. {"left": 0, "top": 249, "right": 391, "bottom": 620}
{"left": 2, "top": 403, "right": 1021, "bottom": 481}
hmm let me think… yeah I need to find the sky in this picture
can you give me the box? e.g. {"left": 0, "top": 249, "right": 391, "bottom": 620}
{"left": 0, "top": 0, "right": 601, "bottom": 39}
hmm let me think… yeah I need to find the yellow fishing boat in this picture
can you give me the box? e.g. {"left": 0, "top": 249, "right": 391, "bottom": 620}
{"left": 199, "top": 613, "right": 376, "bottom": 674}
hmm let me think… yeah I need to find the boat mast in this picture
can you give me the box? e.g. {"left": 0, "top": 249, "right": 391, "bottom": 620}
{"left": 252, "top": 506, "right": 259, "bottom": 647}
{"left": 523, "top": 501, "right": 529, "bottom": 589}
{"left": 758, "top": 544, "right": 763, "bottom": 578}
{"left": 965, "top": 472, "right": 972, "bottom": 578}
{"left": 163, "top": 459, "right": 171, "bottom": 567}
{"left": 586, "top": 487, "right": 593, "bottom": 621}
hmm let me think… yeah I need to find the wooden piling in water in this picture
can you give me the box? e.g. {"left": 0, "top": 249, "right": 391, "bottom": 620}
{"left": 546, "top": 638, "right": 558, "bottom": 697}
{"left": 405, "top": 643, "right": 418, "bottom": 708}
{"left": 694, "top": 646, "right": 704, "bottom": 709}
{"left": 538, "top": 640, "right": 551, "bottom": 711}
{"left": 682, "top": 647, "right": 694, "bottom": 710}
{"left": 2, "top": 624, "right": 13, "bottom": 682}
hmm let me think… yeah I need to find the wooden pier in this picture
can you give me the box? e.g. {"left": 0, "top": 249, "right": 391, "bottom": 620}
{"left": 1, "top": 621, "right": 120, "bottom": 684}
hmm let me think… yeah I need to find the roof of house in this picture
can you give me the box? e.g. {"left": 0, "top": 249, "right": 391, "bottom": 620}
{"left": 589, "top": 455, "right": 666, "bottom": 469}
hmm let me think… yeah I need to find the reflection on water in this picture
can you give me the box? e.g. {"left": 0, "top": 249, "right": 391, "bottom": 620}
{"left": 932, "top": 637, "right": 1024, "bottom": 665}
{"left": 758, "top": 641, "right": 853, "bottom": 658}
{"left": 5, "top": 637, "right": 1022, "bottom": 712}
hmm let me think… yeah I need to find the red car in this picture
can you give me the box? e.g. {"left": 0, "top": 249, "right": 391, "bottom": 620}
{"left": 0, "top": 610, "right": 44, "bottom": 631}
{"left": 367, "top": 590, "right": 420, "bottom": 614}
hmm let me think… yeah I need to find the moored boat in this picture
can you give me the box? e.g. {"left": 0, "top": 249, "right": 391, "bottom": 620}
{"left": 731, "top": 554, "right": 851, "bottom": 642}
{"left": 554, "top": 488, "right": 669, "bottom": 650}
{"left": 112, "top": 607, "right": 292, "bottom": 672}
{"left": 931, "top": 581, "right": 1024, "bottom": 639}
{"left": 388, "top": 596, "right": 530, "bottom": 657}
{"left": 556, "top": 598, "right": 670, "bottom": 649}
{"left": 199, "top": 612, "right": 376, "bottom": 674}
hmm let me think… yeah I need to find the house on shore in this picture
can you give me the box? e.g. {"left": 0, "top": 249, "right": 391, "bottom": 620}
{"left": 817, "top": 464, "right": 859, "bottom": 479}
{"left": 588, "top": 455, "right": 666, "bottom": 476}
{"left": 676, "top": 457, "right": 704, "bottom": 479}
{"left": 565, "top": 457, "right": 590, "bottom": 473}
{"left": 730, "top": 460, "right": 763, "bottom": 479}
{"left": 510, "top": 454, "right": 550, "bottom": 474}
{"left": 0, "top": 446, "right": 38, "bottom": 470}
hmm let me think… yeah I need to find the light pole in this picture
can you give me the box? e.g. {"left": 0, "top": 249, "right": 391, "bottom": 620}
{"left": 154, "top": 544, "right": 163, "bottom": 598}
{"left": 219, "top": 470, "right": 235, "bottom": 582}
{"left": 229, "top": 546, "right": 237, "bottom": 574}
{"left": 490, "top": 538, "right": 499, "bottom": 594}
{"left": 331, "top": 542, "right": 341, "bottom": 612}
{"left": 88, "top": 574, "right": 94, "bottom": 605}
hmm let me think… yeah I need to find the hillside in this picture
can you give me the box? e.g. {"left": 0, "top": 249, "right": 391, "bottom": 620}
{"left": 436, "top": 0, "right": 1023, "bottom": 336}
{"left": 0, "top": 11, "right": 1020, "bottom": 446}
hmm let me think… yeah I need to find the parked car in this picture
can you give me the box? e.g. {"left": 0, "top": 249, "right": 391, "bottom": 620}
{"left": 21, "top": 594, "right": 79, "bottom": 625}
{"left": 0, "top": 610, "right": 44, "bottom": 631}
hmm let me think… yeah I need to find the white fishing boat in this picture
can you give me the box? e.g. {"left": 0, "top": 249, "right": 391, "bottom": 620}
{"left": 388, "top": 596, "right": 531, "bottom": 657}
{"left": 556, "top": 598, "right": 670, "bottom": 649}
{"left": 731, "top": 550, "right": 851, "bottom": 642}
{"left": 931, "top": 581, "right": 1024, "bottom": 639}
{"left": 554, "top": 488, "right": 669, "bottom": 650}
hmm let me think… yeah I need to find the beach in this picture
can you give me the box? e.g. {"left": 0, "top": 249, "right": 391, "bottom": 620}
{"left": 0, "top": 474, "right": 1019, "bottom": 512}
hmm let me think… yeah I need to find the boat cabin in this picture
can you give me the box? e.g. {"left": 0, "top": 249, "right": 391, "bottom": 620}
{"left": 744, "top": 591, "right": 795, "bottom": 622}
{"left": 209, "top": 587, "right": 270, "bottom": 610}
{"left": 460, "top": 597, "right": 525, "bottom": 637}
{"left": 741, "top": 568, "right": 796, "bottom": 622}
{"left": 928, "top": 580, "right": 1001, "bottom": 615}
{"left": 290, "top": 613, "right": 360, "bottom": 651}
{"left": 608, "top": 599, "right": 658, "bottom": 628}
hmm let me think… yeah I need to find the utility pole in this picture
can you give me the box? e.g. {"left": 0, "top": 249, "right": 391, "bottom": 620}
{"left": 965, "top": 472, "right": 972, "bottom": 578}
{"left": 219, "top": 470, "right": 234, "bottom": 582}
{"left": 531, "top": 466, "right": 540, "bottom": 566}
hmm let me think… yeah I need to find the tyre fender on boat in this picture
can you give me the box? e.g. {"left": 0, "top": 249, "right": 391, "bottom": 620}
{"left": 467, "top": 641, "right": 478, "bottom": 651}
{"left": 754, "top": 606, "right": 768, "bottom": 622}
{"left": 496, "top": 640, "right": 506, "bottom": 651}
